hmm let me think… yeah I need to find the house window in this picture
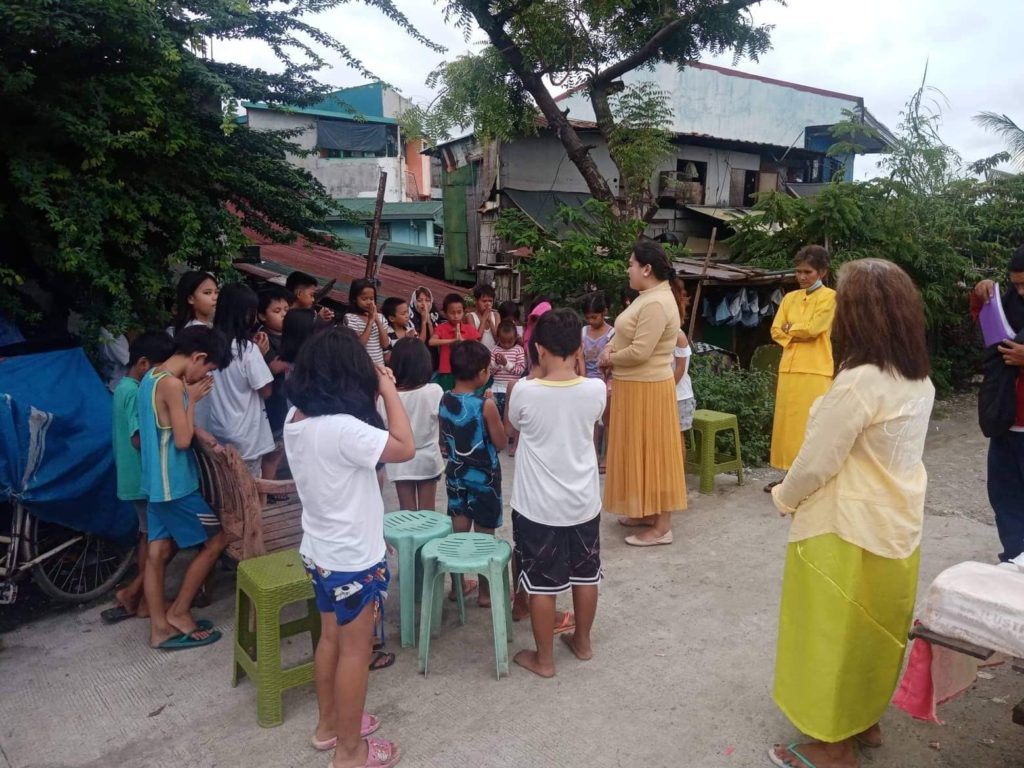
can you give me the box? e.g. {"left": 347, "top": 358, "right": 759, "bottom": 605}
{"left": 364, "top": 223, "right": 391, "bottom": 241}
{"left": 677, "top": 159, "right": 708, "bottom": 188}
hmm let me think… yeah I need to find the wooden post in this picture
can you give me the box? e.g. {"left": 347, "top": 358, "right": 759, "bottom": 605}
{"left": 365, "top": 172, "right": 388, "bottom": 278}
{"left": 687, "top": 226, "right": 717, "bottom": 340}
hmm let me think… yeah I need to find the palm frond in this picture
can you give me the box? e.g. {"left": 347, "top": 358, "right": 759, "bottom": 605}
{"left": 974, "top": 111, "right": 1024, "bottom": 168}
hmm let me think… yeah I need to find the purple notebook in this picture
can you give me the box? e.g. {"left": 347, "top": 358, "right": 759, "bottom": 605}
{"left": 979, "top": 284, "right": 1016, "bottom": 347}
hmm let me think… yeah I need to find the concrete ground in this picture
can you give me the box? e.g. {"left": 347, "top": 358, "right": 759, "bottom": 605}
{"left": 1, "top": 397, "right": 1022, "bottom": 768}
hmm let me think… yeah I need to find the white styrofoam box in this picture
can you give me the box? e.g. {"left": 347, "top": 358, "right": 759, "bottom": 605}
{"left": 920, "top": 561, "right": 1024, "bottom": 659}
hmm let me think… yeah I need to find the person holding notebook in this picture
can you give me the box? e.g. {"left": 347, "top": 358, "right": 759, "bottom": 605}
{"left": 972, "top": 245, "right": 1024, "bottom": 563}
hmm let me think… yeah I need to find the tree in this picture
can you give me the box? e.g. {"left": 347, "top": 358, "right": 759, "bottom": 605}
{"left": 975, "top": 112, "right": 1024, "bottom": 169}
{"left": 0, "top": 0, "right": 436, "bottom": 338}
{"left": 405, "top": 1, "right": 775, "bottom": 216}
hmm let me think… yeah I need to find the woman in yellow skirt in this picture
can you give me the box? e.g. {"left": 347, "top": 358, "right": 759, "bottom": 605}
{"left": 768, "top": 259, "right": 935, "bottom": 768}
{"left": 599, "top": 241, "right": 686, "bottom": 546}
{"left": 766, "top": 246, "right": 837, "bottom": 491}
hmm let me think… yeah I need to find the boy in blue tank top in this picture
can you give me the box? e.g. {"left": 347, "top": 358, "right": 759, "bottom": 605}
{"left": 139, "top": 325, "right": 231, "bottom": 650}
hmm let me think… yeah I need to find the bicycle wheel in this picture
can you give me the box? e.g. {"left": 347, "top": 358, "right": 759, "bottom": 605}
{"left": 26, "top": 510, "right": 134, "bottom": 602}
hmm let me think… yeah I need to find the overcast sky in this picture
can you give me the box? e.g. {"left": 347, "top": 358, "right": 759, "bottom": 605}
{"left": 218, "top": 0, "right": 1023, "bottom": 179}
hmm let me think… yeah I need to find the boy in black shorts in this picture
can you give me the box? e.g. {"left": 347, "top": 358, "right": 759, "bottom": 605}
{"left": 507, "top": 309, "right": 607, "bottom": 677}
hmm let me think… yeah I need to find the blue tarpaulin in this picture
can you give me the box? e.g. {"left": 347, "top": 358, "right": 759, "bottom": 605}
{"left": 0, "top": 347, "right": 135, "bottom": 539}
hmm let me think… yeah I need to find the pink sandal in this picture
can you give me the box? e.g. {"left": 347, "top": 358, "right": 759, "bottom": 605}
{"left": 362, "top": 738, "right": 401, "bottom": 768}
{"left": 311, "top": 712, "right": 381, "bottom": 750}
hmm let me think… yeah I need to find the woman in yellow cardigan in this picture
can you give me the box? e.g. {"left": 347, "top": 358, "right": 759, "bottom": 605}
{"left": 766, "top": 246, "right": 836, "bottom": 491}
{"left": 767, "top": 259, "right": 934, "bottom": 768}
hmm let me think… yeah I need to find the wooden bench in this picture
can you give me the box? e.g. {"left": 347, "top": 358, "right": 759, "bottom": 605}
{"left": 193, "top": 441, "right": 303, "bottom": 561}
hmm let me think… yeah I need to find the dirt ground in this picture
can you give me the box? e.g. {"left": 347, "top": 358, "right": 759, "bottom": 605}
{"left": 0, "top": 394, "right": 1021, "bottom": 768}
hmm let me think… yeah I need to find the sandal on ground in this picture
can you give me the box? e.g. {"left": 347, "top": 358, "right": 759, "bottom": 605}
{"left": 311, "top": 712, "right": 381, "bottom": 750}
{"left": 101, "top": 604, "right": 136, "bottom": 624}
{"left": 763, "top": 480, "right": 782, "bottom": 493}
{"left": 624, "top": 531, "right": 673, "bottom": 547}
{"left": 767, "top": 743, "right": 817, "bottom": 768}
{"left": 156, "top": 628, "right": 221, "bottom": 651}
{"left": 552, "top": 610, "right": 575, "bottom": 635}
{"left": 369, "top": 650, "right": 396, "bottom": 671}
{"left": 363, "top": 737, "right": 401, "bottom": 768}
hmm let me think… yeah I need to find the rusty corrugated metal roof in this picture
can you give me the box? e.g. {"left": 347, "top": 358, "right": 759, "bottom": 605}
{"left": 235, "top": 237, "right": 465, "bottom": 303}
{"left": 672, "top": 257, "right": 794, "bottom": 286}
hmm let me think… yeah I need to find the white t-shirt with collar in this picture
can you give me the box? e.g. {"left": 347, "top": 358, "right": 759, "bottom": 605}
{"left": 509, "top": 376, "right": 607, "bottom": 526}
{"left": 284, "top": 408, "right": 390, "bottom": 572}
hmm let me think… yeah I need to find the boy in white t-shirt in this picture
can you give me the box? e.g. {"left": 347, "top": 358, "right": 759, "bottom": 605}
{"left": 507, "top": 309, "right": 607, "bottom": 678}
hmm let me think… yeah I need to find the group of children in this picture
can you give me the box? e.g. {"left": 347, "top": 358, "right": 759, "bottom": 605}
{"left": 105, "top": 265, "right": 695, "bottom": 768}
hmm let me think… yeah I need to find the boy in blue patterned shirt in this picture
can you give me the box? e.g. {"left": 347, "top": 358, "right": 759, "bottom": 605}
{"left": 439, "top": 341, "right": 506, "bottom": 607}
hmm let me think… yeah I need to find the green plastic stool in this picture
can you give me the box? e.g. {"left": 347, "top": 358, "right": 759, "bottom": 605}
{"left": 418, "top": 533, "right": 513, "bottom": 679}
{"left": 685, "top": 409, "right": 744, "bottom": 494}
{"left": 232, "top": 549, "right": 321, "bottom": 727}
{"left": 383, "top": 510, "right": 454, "bottom": 648}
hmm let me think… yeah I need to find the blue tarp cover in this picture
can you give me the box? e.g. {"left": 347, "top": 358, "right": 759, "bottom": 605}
{"left": 0, "top": 348, "right": 135, "bottom": 538}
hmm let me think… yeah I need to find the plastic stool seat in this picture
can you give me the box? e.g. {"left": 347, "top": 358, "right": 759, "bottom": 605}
{"left": 685, "top": 409, "right": 744, "bottom": 494}
{"left": 417, "top": 533, "right": 513, "bottom": 679}
{"left": 232, "top": 549, "right": 320, "bottom": 727}
{"left": 383, "top": 510, "right": 453, "bottom": 647}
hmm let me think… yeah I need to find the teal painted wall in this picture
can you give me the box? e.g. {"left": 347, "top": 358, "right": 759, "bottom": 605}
{"left": 330, "top": 219, "right": 435, "bottom": 247}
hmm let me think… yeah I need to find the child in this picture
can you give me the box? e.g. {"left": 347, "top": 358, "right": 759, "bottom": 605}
{"left": 258, "top": 285, "right": 291, "bottom": 480}
{"left": 209, "top": 284, "right": 275, "bottom": 477}
{"left": 382, "top": 296, "right": 416, "bottom": 346}
{"left": 170, "top": 271, "right": 218, "bottom": 334}
{"left": 507, "top": 309, "right": 606, "bottom": 678}
{"left": 102, "top": 331, "right": 175, "bottom": 625}
{"left": 579, "top": 292, "right": 615, "bottom": 469}
{"left": 286, "top": 270, "right": 335, "bottom": 323}
{"left": 429, "top": 293, "right": 481, "bottom": 391}
{"left": 382, "top": 338, "right": 444, "bottom": 511}
{"left": 139, "top": 325, "right": 231, "bottom": 649}
{"left": 344, "top": 278, "right": 390, "bottom": 365}
{"left": 284, "top": 328, "right": 414, "bottom": 767}
{"left": 498, "top": 300, "right": 524, "bottom": 341}
{"left": 489, "top": 320, "right": 526, "bottom": 421}
{"left": 411, "top": 286, "right": 441, "bottom": 369}
{"left": 467, "top": 284, "right": 500, "bottom": 350}
{"left": 279, "top": 307, "right": 317, "bottom": 374}
{"left": 671, "top": 277, "right": 696, "bottom": 454}
{"left": 439, "top": 341, "right": 506, "bottom": 606}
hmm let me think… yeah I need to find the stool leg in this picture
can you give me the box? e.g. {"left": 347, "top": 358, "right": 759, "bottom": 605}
{"left": 733, "top": 425, "right": 744, "bottom": 485}
{"left": 488, "top": 560, "right": 509, "bottom": 679}
{"left": 233, "top": 587, "right": 253, "bottom": 687}
{"left": 700, "top": 426, "right": 715, "bottom": 494}
{"left": 502, "top": 564, "right": 513, "bottom": 643}
{"left": 398, "top": 538, "right": 417, "bottom": 648}
{"left": 255, "top": 606, "right": 284, "bottom": 727}
{"left": 455, "top": 572, "right": 466, "bottom": 626}
{"left": 418, "top": 558, "right": 439, "bottom": 675}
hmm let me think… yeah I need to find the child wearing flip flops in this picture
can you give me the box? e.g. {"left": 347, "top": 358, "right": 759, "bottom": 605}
{"left": 138, "top": 326, "right": 231, "bottom": 650}
{"left": 507, "top": 309, "right": 606, "bottom": 678}
{"left": 284, "top": 328, "right": 414, "bottom": 768}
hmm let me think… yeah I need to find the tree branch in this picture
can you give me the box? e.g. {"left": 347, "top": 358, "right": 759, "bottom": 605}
{"left": 591, "top": 0, "right": 764, "bottom": 87}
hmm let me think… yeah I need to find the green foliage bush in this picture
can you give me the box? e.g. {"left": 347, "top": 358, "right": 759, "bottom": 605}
{"left": 689, "top": 355, "right": 776, "bottom": 466}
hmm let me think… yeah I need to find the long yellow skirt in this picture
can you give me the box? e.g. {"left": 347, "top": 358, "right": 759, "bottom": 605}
{"left": 773, "top": 534, "right": 920, "bottom": 742}
{"left": 603, "top": 378, "right": 687, "bottom": 518}
{"left": 770, "top": 372, "right": 832, "bottom": 470}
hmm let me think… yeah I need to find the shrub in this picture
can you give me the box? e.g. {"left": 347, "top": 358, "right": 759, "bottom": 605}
{"left": 689, "top": 355, "right": 776, "bottom": 466}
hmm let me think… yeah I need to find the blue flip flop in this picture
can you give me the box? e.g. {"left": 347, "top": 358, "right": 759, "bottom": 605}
{"left": 157, "top": 624, "right": 221, "bottom": 651}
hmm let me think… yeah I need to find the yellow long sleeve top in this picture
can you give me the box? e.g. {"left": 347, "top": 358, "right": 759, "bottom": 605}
{"left": 771, "top": 365, "right": 935, "bottom": 560}
{"left": 771, "top": 286, "right": 836, "bottom": 376}
{"left": 608, "top": 281, "right": 679, "bottom": 382}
